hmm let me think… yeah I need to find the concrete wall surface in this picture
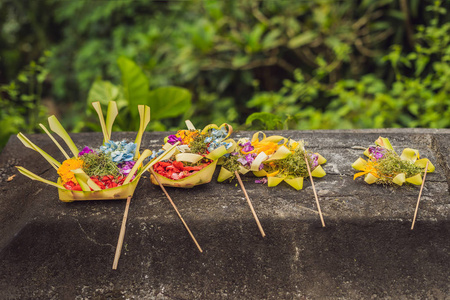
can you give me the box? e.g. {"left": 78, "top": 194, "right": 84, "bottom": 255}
{"left": 0, "top": 129, "right": 449, "bottom": 299}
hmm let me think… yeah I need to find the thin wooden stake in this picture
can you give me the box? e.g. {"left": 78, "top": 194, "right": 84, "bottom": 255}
{"left": 235, "top": 171, "right": 266, "bottom": 237}
{"left": 411, "top": 161, "right": 429, "bottom": 230}
{"left": 304, "top": 153, "right": 326, "bottom": 227}
{"left": 112, "top": 195, "right": 132, "bottom": 270}
{"left": 151, "top": 170, "right": 203, "bottom": 252}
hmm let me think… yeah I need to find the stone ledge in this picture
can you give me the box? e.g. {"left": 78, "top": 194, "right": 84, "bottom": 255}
{"left": 0, "top": 129, "right": 449, "bottom": 299}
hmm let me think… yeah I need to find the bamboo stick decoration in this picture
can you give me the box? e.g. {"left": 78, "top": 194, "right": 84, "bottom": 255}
{"left": 304, "top": 152, "right": 326, "bottom": 227}
{"left": 151, "top": 169, "right": 203, "bottom": 252}
{"left": 112, "top": 195, "right": 132, "bottom": 270}
{"left": 235, "top": 171, "right": 266, "bottom": 237}
{"left": 411, "top": 161, "right": 429, "bottom": 230}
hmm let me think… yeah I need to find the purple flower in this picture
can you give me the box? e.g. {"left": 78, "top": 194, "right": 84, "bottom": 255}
{"left": 167, "top": 135, "right": 182, "bottom": 145}
{"left": 237, "top": 157, "right": 248, "bottom": 166}
{"left": 79, "top": 146, "right": 94, "bottom": 156}
{"left": 368, "top": 146, "right": 385, "bottom": 160}
{"left": 255, "top": 178, "right": 268, "bottom": 184}
{"left": 118, "top": 161, "right": 136, "bottom": 176}
{"left": 310, "top": 153, "right": 319, "bottom": 169}
{"left": 239, "top": 141, "right": 254, "bottom": 153}
{"left": 237, "top": 153, "right": 257, "bottom": 167}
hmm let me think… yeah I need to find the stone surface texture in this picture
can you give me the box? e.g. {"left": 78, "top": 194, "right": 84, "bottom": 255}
{"left": 0, "top": 129, "right": 449, "bottom": 299}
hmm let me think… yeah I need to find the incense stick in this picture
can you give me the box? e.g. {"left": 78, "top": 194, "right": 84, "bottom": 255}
{"left": 112, "top": 195, "right": 132, "bottom": 270}
{"left": 304, "top": 152, "right": 326, "bottom": 227}
{"left": 235, "top": 171, "right": 266, "bottom": 237}
{"left": 411, "top": 161, "right": 429, "bottom": 230}
{"left": 151, "top": 170, "right": 203, "bottom": 252}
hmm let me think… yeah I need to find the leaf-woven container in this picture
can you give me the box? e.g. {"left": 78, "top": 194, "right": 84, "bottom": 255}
{"left": 17, "top": 101, "right": 156, "bottom": 202}
{"left": 150, "top": 121, "right": 234, "bottom": 188}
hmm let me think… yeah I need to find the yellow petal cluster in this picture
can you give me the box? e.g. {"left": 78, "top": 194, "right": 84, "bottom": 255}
{"left": 57, "top": 158, "right": 83, "bottom": 184}
{"left": 176, "top": 130, "right": 199, "bottom": 145}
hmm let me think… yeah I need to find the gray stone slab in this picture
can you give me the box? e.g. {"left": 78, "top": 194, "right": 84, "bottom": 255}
{"left": 0, "top": 129, "right": 449, "bottom": 299}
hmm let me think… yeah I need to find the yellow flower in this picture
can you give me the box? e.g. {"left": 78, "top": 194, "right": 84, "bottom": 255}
{"left": 242, "top": 140, "right": 285, "bottom": 156}
{"left": 176, "top": 130, "right": 199, "bottom": 145}
{"left": 57, "top": 158, "right": 83, "bottom": 184}
{"left": 353, "top": 160, "right": 380, "bottom": 180}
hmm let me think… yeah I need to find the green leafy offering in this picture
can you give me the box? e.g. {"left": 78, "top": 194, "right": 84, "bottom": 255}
{"left": 264, "top": 148, "right": 311, "bottom": 178}
{"left": 352, "top": 136, "right": 435, "bottom": 186}
{"left": 81, "top": 152, "right": 120, "bottom": 178}
{"left": 377, "top": 151, "right": 422, "bottom": 183}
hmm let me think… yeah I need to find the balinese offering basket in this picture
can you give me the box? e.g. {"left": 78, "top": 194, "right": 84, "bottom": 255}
{"left": 17, "top": 101, "right": 156, "bottom": 202}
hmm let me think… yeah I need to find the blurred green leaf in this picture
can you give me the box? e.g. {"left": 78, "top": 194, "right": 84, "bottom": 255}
{"left": 232, "top": 55, "right": 250, "bottom": 68}
{"left": 117, "top": 56, "right": 150, "bottom": 118}
{"left": 262, "top": 29, "right": 282, "bottom": 50}
{"left": 88, "top": 80, "right": 119, "bottom": 104}
{"left": 147, "top": 86, "right": 192, "bottom": 120}
{"left": 246, "top": 112, "right": 283, "bottom": 130}
{"left": 288, "top": 31, "right": 317, "bottom": 49}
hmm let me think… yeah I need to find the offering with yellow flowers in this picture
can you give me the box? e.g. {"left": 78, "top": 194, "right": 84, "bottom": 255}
{"left": 218, "top": 132, "right": 327, "bottom": 190}
{"left": 15, "top": 101, "right": 158, "bottom": 202}
{"left": 352, "top": 137, "right": 435, "bottom": 185}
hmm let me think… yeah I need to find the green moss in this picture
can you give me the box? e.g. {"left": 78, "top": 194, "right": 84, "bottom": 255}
{"left": 80, "top": 153, "right": 120, "bottom": 177}
{"left": 376, "top": 150, "right": 422, "bottom": 184}
{"left": 265, "top": 148, "right": 313, "bottom": 178}
{"left": 189, "top": 132, "right": 207, "bottom": 155}
{"left": 222, "top": 154, "right": 241, "bottom": 174}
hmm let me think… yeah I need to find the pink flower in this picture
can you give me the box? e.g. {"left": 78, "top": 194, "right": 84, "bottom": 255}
{"left": 240, "top": 141, "right": 254, "bottom": 153}
{"left": 255, "top": 178, "right": 268, "bottom": 184}
{"left": 79, "top": 146, "right": 94, "bottom": 156}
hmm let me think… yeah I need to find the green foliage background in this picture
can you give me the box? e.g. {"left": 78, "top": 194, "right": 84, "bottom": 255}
{"left": 1, "top": 0, "right": 449, "bottom": 150}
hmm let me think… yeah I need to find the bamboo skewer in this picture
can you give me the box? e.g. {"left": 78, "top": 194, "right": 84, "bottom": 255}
{"left": 112, "top": 195, "right": 132, "bottom": 270}
{"left": 304, "top": 152, "right": 326, "bottom": 227}
{"left": 151, "top": 170, "right": 203, "bottom": 252}
{"left": 235, "top": 171, "right": 266, "bottom": 237}
{"left": 411, "top": 161, "right": 429, "bottom": 230}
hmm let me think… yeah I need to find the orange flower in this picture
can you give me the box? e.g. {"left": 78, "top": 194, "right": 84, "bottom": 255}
{"left": 176, "top": 130, "right": 199, "bottom": 145}
{"left": 242, "top": 140, "right": 285, "bottom": 156}
{"left": 353, "top": 160, "right": 380, "bottom": 180}
{"left": 57, "top": 158, "right": 83, "bottom": 184}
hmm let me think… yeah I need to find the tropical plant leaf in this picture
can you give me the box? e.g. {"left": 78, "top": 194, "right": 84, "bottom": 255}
{"left": 87, "top": 79, "right": 122, "bottom": 106}
{"left": 147, "top": 86, "right": 192, "bottom": 120}
{"left": 288, "top": 32, "right": 317, "bottom": 49}
{"left": 117, "top": 56, "right": 150, "bottom": 119}
{"left": 246, "top": 112, "right": 283, "bottom": 130}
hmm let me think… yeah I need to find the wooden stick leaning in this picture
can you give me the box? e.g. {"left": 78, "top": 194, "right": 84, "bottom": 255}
{"left": 304, "top": 152, "right": 326, "bottom": 227}
{"left": 235, "top": 171, "right": 266, "bottom": 237}
{"left": 150, "top": 169, "right": 203, "bottom": 253}
{"left": 112, "top": 195, "right": 132, "bottom": 270}
{"left": 411, "top": 161, "right": 429, "bottom": 230}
